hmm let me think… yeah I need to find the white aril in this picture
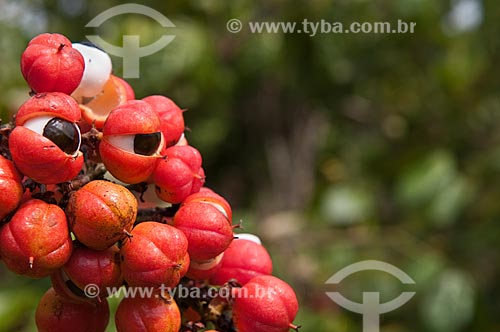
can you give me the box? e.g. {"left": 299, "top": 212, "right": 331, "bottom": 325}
{"left": 71, "top": 43, "right": 112, "bottom": 100}
{"left": 235, "top": 233, "right": 262, "bottom": 245}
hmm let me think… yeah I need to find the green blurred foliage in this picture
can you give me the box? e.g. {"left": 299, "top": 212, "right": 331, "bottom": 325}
{"left": 1, "top": 0, "right": 500, "bottom": 331}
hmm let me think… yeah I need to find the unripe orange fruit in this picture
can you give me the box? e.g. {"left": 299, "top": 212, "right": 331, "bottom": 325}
{"left": 67, "top": 180, "right": 138, "bottom": 250}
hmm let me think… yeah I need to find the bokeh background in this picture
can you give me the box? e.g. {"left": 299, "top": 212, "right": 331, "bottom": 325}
{"left": 1, "top": 0, "right": 500, "bottom": 331}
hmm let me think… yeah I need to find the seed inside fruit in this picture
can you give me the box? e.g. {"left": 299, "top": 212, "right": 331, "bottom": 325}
{"left": 134, "top": 132, "right": 162, "bottom": 156}
{"left": 43, "top": 118, "right": 81, "bottom": 155}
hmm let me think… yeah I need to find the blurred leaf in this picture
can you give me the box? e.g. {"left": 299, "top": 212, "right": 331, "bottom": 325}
{"left": 396, "top": 151, "right": 456, "bottom": 207}
{"left": 320, "top": 185, "right": 375, "bottom": 225}
{"left": 0, "top": 288, "right": 40, "bottom": 331}
{"left": 429, "top": 175, "right": 473, "bottom": 226}
{"left": 420, "top": 269, "right": 475, "bottom": 332}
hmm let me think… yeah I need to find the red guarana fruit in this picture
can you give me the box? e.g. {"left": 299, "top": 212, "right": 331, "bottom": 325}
{"left": 0, "top": 155, "right": 23, "bottom": 221}
{"left": 232, "top": 275, "right": 300, "bottom": 332}
{"left": 36, "top": 287, "right": 109, "bottom": 332}
{"left": 120, "top": 222, "right": 190, "bottom": 288}
{"left": 183, "top": 187, "right": 232, "bottom": 220}
{"left": 152, "top": 145, "right": 205, "bottom": 204}
{"left": 115, "top": 293, "right": 181, "bottom": 332}
{"left": 173, "top": 196, "right": 233, "bottom": 261}
{"left": 99, "top": 100, "right": 165, "bottom": 184}
{"left": 21, "top": 33, "right": 84, "bottom": 94}
{"left": 182, "top": 188, "right": 233, "bottom": 279}
{"left": 0, "top": 199, "right": 72, "bottom": 278}
{"left": 9, "top": 92, "right": 84, "bottom": 184}
{"left": 142, "top": 95, "right": 185, "bottom": 148}
{"left": 209, "top": 238, "right": 273, "bottom": 286}
{"left": 66, "top": 180, "right": 138, "bottom": 250}
{"left": 51, "top": 244, "right": 123, "bottom": 301}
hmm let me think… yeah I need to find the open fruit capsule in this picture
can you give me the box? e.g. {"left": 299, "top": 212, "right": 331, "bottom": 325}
{"left": 9, "top": 92, "right": 84, "bottom": 184}
{"left": 100, "top": 100, "right": 165, "bottom": 184}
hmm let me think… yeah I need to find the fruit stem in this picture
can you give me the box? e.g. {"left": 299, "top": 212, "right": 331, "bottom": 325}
{"left": 58, "top": 43, "right": 66, "bottom": 52}
{"left": 289, "top": 323, "right": 302, "bottom": 331}
{"left": 123, "top": 229, "right": 133, "bottom": 239}
{"left": 193, "top": 173, "right": 205, "bottom": 181}
{"left": 232, "top": 219, "right": 244, "bottom": 230}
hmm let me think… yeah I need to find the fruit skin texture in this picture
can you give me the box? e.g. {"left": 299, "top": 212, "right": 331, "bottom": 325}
{"left": 142, "top": 95, "right": 185, "bottom": 148}
{"left": 183, "top": 187, "right": 233, "bottom": 222}
{"left": 232, "top": 275, "right": 299, "bottom": 332}
{"left": 152, "top": 145, "right": 205, "bottom": 204}
{"left": 36, "top": 287, "right": 109, "bottom": 332}
{"left": 210, "top": 238, "right": 273, "bottom": 286}
{"left": 115, "top": 294, "right": 181, "bottom": 332}
{"left": 21, "top": 33, "right": 84, "bottom": 94}
{"left": 100, "top": 100, "right": 164, "bottom": 184}
{"left": 0, "top": 199, "right": 72, "bottom": 278}
{"left": 15, "top": 92, "right": 82, "bottom": 125}
{"left": 0, "top": 155, "right": 23, "bottom": 221}
{"left": 67, "top": 180, "right": 138, "bottom": 250}
{"left": 173, "top": 199, "right": 233, "bottom": 261}
{"left": 9, "top": 127, "right": 84, "bottom": 184}
{"left": 120, "top": 222, "right": 190, "bottom": 288}
{"left": 9, "top": 92, "right": 84, "bottom": 184}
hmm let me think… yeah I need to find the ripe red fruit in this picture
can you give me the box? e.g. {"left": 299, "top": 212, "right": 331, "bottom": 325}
{"left": 152, "top": 145, "right": 205, "bottom": 204}
{"left": 210, "top": 238, "right": 273, "bottom": 286}
{"left": 100, "top": 100, "right": 165, "bottom": 184}
{"left": 21, "top": 33, "right": 84, "bottom": 94}
{"left": 142, "top": 95, "right": 185, "bottom": 148}
{"left": 15, "top": 92, "right": 82, "bottom": 125}
{"left": 183, "top": 187, "right": 233, "bottom": 222}
{"left": 173, "top": 198, "right": 233, "bottom": 261}
{"left": 67, "top": 180, "right": 138, "bottom": 250}
{"left": 36, "top": 287, "right": 109, "bottom": 332}
{"left": 0, "top": 199, "right": 72, "bottom": 278}
{"left": 115, "top": 293, "right": 181, "bottom": 332}
{"left": 0, "top": 155, "right": 23, "bottom": 221}
{"left": 9, "top": 92, "right": 83, "bottom": 184}
{"left": 120, "top": 222, "right": 189, "bottom": 288}
{"left": 52, "top": 244, "right": 123, "bottom": 301}
{"left": 232, "top": 275, "right": 300, "bottom": 332}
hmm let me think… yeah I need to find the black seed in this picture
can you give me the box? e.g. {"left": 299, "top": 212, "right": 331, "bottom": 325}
{"left": 65, "top": 279, "right": 87, "bottom": 298}
{"left": 134, "top": 132, "right": 161, "bottom": 156}
{"left": 43, "top": 118, "right": 80, "bottom": 155}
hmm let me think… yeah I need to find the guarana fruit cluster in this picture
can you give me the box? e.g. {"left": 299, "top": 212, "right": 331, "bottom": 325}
{"left": 0, "top": 32, "right": 301, "bottom": 332}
